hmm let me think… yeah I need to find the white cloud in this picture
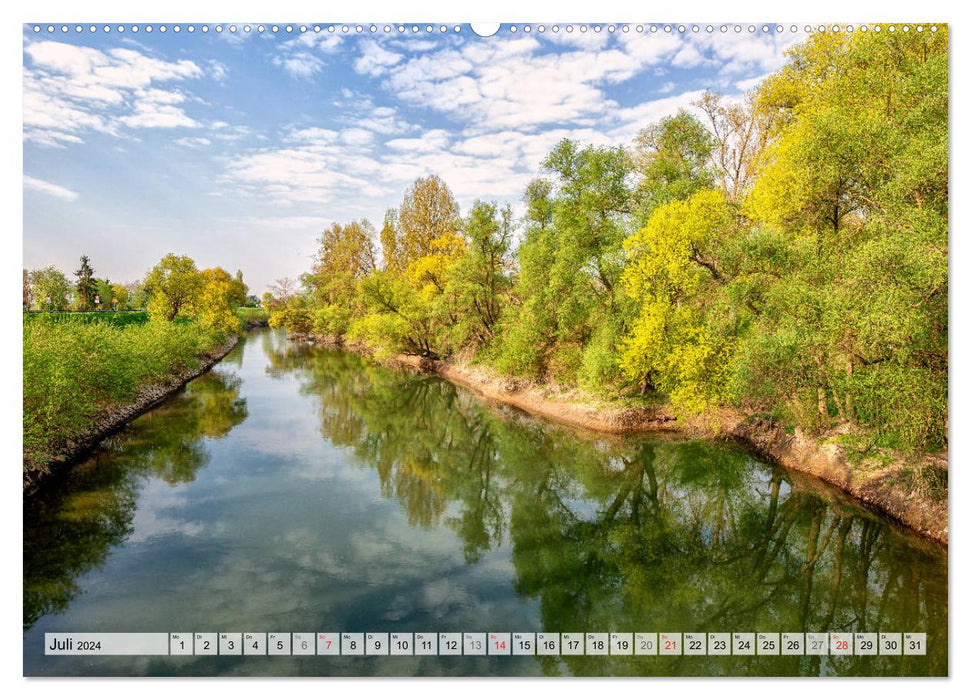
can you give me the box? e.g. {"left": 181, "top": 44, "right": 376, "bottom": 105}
{"left": 270, "top": 31, "right": 343, "bottom": 79}
{"left": 608, "top": 89, "right": 711, "bottom": 141}
{"left": 340, "top": 128, "right": 375, "bottom": 146}
{"left": 542, "top": 26, "right": 610, "bottom": 50}
{"left": 118, "top": 98, "right": 199, "bottom": 129}
{"left": 208, "top": 60, "right": 229, "bottom": 82}
{"left": 272, "top": 52, "right": 325, "bottom": 79}
{"left": 691, "top": 31, "right": 802, "bottom": 75}
{"left": 386, "top": 129, "right": 451, "bottom": 153}
{"left": 175, "top": 136, "right": 212, "bottom": 148}
{"left": 224, "top": 133, "right": 388, "bottom": 207}
{"left": 365, "top": 34, "right": 674, "bottom": 131}
{"left": 210, "top": 122, "right": 260, "bottom": 142}
{"left": 23, "top": 39, "right": 207, "bottom": 146}
{"left": 291, "top": 31, "right": 343, "bottom": 53}
{"left": 145, "top": 29, "right": 793, "bottom": 241}
{"left": 24, "top": 175, "right": 79, "bottom": 201}
{"left": 347, "top": 30, "right": 793, "bottom": 136}
{"left": 354, "top": 40, "right": 404, "bottom": 77}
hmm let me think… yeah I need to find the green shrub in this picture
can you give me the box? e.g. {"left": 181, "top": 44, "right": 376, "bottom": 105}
{"left": 23, "top": 317, "right": 226, "bottom": 476}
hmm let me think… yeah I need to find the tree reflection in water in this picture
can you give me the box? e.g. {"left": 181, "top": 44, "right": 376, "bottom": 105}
{"left": 22, "top": 333, "right": 945, "bottom": 677}
{"left": 23, "top": 369, "right": 248, "bottom": 630}
{"left": 264, "top": 335, "right": 947, "bottom": 676}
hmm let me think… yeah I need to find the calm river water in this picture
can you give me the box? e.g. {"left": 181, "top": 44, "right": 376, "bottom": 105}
{"left": 23, "top": 329, "right": 947, "bottom": 676}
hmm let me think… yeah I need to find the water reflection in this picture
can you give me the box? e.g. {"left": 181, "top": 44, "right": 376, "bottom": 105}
{"left": 23, "top": 331, "right": 946, "bottom": 676}
{"left": 263, "top": 335, "right": 947, "bottom": 676}
{"left": 23, "top": 369, "right": 248, "bottom": 630}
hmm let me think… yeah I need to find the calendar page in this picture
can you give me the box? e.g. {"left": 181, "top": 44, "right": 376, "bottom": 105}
{"left": 21, "top": 9, "right": 949, "bottom": 682}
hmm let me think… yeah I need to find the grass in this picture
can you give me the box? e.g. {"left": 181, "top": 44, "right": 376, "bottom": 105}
{"left": 895, "top": 462, "right": 949, "bottom": 502}
{"left": 23, "top": 316, "right": 227, "bottom": 477}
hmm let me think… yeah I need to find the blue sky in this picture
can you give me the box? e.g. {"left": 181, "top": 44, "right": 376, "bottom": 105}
{"left": 23, "top": 23, "right": 801, "bottom": 295}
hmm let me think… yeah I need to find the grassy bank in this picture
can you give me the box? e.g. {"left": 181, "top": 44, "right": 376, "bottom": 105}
{"left": 23, "top": 317, "right": 229, "bottom": 479}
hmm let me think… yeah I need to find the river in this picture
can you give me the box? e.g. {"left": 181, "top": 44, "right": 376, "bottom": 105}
{"left": 23, "top": 328, "right": 948, "bottom": 676}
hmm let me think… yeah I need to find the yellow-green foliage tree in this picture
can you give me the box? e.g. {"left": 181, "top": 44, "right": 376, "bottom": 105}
{"left": 197, "top": 267, "right": 244, "bottom": 334}
{"left": 145, "top": 254, "right": 203, "bottom": 322}
{"left": 349, "top": 175, "right": 464, "bottom": 358}
{"left": 265, "top": 277, "right": 314, "bottom": 333}
{"left": 735, "top": 26, "right": 948, "bottom": 450}
{"left": 620, "top": 189, "right": 739, "bottom": 412}
{"left": 618, "top": 26, "right": 947, "bottom": 451}
{"left": 379, "top": 208, "right": 402, "bottom": 272}
{"left": 308, "top": 220, "right": 378, "bottom": 338}
{"left": 110, "top": 283, "right": 129, "bottom": 310}
{"left": 144, "top": 254, "right": 246, "bottom": 337}
{"left": 397, "top": 174, "right": 460, "bottom": 263}
{"left": 28, "top": 267, "right": 72, "bottom": 311}
{"left": 440, "top": 200, "right": 514, "bottom": 352}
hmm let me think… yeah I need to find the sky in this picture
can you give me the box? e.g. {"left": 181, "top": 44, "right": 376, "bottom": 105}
{"left": 22, "top": 22, "right": 802, "bottom": 295}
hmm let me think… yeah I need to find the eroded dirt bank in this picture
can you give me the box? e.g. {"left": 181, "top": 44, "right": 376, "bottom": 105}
{"left": 23, "top": 335, "right": 240, "bottom": 492}
{"left": 386, "top": 350, "right": 948, "bottom": 547}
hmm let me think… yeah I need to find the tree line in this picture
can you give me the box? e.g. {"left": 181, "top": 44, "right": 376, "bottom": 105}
{"left": 265, "top": 27, "right": 947, "bottom": 454}
{"left": 24, "top": 253, "right": 257, "bottom": 335}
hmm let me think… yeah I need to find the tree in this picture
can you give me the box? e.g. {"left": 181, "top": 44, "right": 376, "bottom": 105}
{"left": 268, "top": 277, "right": 298, "bottom": 303}
{"left": 124, "top": 280, "right": 147, "bottom": 310}
{"left": 28, "top": 267, "right": 72, "bottom": 311}
{"left": 632, "top": 111, "right": 715, "bottom": 218}
{"left": 144, "top": 254, "right": 203, "bottom": 322}
{"left": 397, "top": 174, "right": 461, "bottom": 266}
{"left": 94, "top": 278, "right": 113, "bottom": 310}
{"left": 312, "top": 220, "right": 378, "bottom": 286}
{"left": 493, "top": 139, "right": 634, "bottom": 387}
{"left": 110, "top": 283, "right": 129, "bottom": 310}
{"left": 696, "top": 91, "right": 773, "bottom": 203}
{"left": 308, "top": 220, "right": 379, "bottom": 338}
{"left": 230, "top": 270, "right": 248, "bottom": 308}
{"left": 736, "top": 26, "right": 948, "bottom": 450}
{"left": 74, "top": 255, "right": 97, "bottom": 311}
{"left": 348, "top": 176, "right": 465, "bottom": 359}
{"left": 443, "top": 200, "right": 514, "bottom": 350}
{"left": 620, "top": 189, "right": 740, "bottom": 410}
{"left": 380, "top": 208, "right": 402, "bottom": 272}
{"left": 197, "top": 267, "right": 243, "bottom": 334}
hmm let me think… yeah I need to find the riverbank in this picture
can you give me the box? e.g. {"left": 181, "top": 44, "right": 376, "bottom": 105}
{"left": 23, "top": 334, "right": 239, "bottom": 492}
{"left": 294, "top": 333, "right": 947, "bottom": 546}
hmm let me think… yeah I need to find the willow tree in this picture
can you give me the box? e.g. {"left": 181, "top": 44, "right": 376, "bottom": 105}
{"left": 440, "top": 200, "right": 514, "bottom": 352}
{"left": 737, "top": 26, "right": 948, "bottom": 450}
{"left": 349, "top": 175, "right": 465, "bottom": 358}
{"left": 309, "top": 219, "right": 378, "bottom": 338}
{"left": 632, "top": 111, "right": 714, "bottom": 220}
{"left": 494, "top": 139, "right": 634, "bottom": 388}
